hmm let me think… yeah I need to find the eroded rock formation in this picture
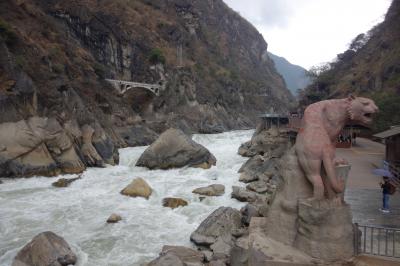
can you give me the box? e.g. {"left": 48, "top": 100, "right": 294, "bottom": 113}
{"left": 0, "top": 117, "right": 118, "bottom": 177}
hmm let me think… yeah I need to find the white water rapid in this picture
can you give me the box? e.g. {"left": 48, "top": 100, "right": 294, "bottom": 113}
{"left": 0, "top": 130, "right": 253, "bottom": 266}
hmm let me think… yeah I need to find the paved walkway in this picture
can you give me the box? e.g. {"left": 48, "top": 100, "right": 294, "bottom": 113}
{"left": 337, "top": 138, "right": 400, "bottom": 227}
{"left": 337, "top": 137, "right": 385, "bottom": 189}
{"left": 345, "top": 188, "right": 400, "bottom": 228}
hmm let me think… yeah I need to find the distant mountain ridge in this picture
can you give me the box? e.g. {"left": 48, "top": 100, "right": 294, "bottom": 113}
{"left": 268, "top": 52, "right": 311, "bottom": 96}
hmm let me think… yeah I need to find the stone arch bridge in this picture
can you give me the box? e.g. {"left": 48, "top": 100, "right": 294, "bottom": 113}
{"left": 105, "top": 79, "right": 164, "bottom": 96}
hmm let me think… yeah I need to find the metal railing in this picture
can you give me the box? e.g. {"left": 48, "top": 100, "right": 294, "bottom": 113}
{"left": 355, "top": 223, "right": 400, "bottom": 258}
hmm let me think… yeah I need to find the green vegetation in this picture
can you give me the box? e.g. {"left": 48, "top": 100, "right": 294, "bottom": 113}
{"left": 49, "top": 46, "right": 63, "bottom": 59}
{"left": 148, "top": 48, "right": 166, "bottom": 65}
{"left": 52, "top": 63, "right": 64, "bottom": 74}
{"left": 15, "top": 55, "right": 25, "bottom": 68}
{"left": 0, "top": 18, "right": 17, "bottom": 45}
{"left": 93, "top": 63, "right": 106, "bottom": 79}
{"left": 370, "top": 91, "right": 400, "bottom": 133}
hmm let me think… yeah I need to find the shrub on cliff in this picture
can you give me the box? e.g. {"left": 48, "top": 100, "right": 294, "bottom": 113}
{"left": 371, "top": 91, "right": 400, "bottom": 132}
{"left": 0, "top": 18, "right": 17, "bottom": 45}
{"left": 148, "top": 48, "right": 166, "bottom": 65}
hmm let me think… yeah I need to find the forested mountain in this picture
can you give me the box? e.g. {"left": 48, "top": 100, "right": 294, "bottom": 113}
{"left": 299, "top": 0, "right": 400, "bottom": 132}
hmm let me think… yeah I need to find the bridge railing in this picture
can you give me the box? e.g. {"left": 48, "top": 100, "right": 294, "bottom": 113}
{"left": 354, "top": 223, "right": 400, "bottom": 258}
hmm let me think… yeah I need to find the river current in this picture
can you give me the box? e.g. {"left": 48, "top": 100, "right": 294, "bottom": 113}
{"left": 0, "top": 130, "right": 252, "bottom": 266}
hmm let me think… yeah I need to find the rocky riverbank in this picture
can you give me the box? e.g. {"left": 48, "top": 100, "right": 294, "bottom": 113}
{"left": 145, "top": 122, "right": 294, "bottom": 265}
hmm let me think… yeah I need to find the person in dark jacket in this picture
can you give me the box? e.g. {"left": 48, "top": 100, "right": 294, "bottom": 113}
{"left": 380, "top": 176, "right": 391, "bottom": 213}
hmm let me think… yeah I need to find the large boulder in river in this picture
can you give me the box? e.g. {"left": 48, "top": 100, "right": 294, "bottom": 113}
{"left": 192, "top": 184, "right": 225, "bottom": 196}
{"left": 120, "top": 178, "right": 152, "bottom": 199}
{"left": 136, "top": 128, "right": 216, "bottom": 169}
{"left": 12, "top": 231, "right": 77, "bottom": 266}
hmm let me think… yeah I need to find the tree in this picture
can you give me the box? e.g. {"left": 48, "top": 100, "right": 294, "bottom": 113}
{"left": 148, "top": 48, "right": 166, "bottom": 65}
{"left": 349, "top": 33, "right": 368, "bottom": 51}
{"left": 306, "top": 63, "right": 331, "bottom": 80}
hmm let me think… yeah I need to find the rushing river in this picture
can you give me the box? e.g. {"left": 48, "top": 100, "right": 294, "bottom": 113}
{"left": 0, "top": 130, "right": 252, "bottom": 266}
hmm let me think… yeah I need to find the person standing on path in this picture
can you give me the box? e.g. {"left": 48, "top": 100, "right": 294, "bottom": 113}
{"left": 380, "top": 176, "right": 391, "bottom": 213}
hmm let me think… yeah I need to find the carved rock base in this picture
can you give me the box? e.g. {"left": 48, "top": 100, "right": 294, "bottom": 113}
{"left": 294, "top": 199, "right": 355, "bottom": 261}
{"left": 261, "top": 148, "right": 356, "bottom": 263}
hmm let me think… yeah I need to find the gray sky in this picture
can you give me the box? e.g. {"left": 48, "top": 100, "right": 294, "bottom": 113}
{"left": 223, "top": 0, "right": 392, "bottom": 69}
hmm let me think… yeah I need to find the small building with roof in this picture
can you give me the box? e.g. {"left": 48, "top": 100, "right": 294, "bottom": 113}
{"left": 374, "top": 126, "right": 400, "bottom": 166}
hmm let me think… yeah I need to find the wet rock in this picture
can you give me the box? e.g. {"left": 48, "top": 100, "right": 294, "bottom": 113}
{"left": 162, "top": 246, "right": 205, "bottom": 264}
{"left": 238, "top": 155, "right": 265, "bottom": 173}
{"left": 238, "top": 173, "right": 259, "bottom": 183}
{"left": 231, "top": 186, "right": 258, "bottom": 202}
{"left": 238, "top": 141, "right": 255, "bottom": 157}
{"left": 148, "top": 246, "right": 205, "bottom": 266}
{"left": 52, "top": 176, "right": 81, "bottom": 188}
{"left": 210, "top": 236, "right": 235, "bottom": 259}
{"left": 230, "top": 240, "right": 249, "bottom": 266}
{"left": 202, "top": 250, "right": 213, "bottom": 262}
{"left": 12, "top": 231, "right": 77, "bottom": 266}
{"left": 80, "top": 125, "right": 105, "bottom": 167}
{"left": 120, "top": 178, "right": 152, "bottom": 199}
{"left": 91, "top": 123, "right": 119, "bottom": 165}
{"left": 44, "top": 118, "right": 85, "bottom": 174}
{"left": 116, "top": 125, "right": 158, "bottom": 146}
{"left": 246, "top": 181, "right": 268, "bottom": 194}
{"left": 238, "top": 156, "right": 277, "bottom": 179}
{"left": 232, "top": 228, "right": 248, "bottom": 238}
{"left": 208, "top": 259, "right": 226, "bottom": 266}
{"left": 162, "top": 197, "right": 188, "bottom": 208}
{"left": 238, "top": 127, "right": 291, "bottom": 158}
{"left": 192, "top": 184, "right": 225, "bottom": 196}
{"left": 106, "top": 213, "right": 122, "bottom": 223}
{"left": 147, "top": 252, "right": 184, "bottom": 266}
{"left": 136, "top": 128, "right": 216, "bottom": 170}
{"left": 240, "top": 204, "right": 260, "bottom": 226}
{"left": 190, "top": 207, "right": 242, "bottom": 246}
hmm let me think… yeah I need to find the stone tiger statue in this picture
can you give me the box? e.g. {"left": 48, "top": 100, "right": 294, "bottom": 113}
{"left": 295, "top": 95, "right": 378, "bottom": 200}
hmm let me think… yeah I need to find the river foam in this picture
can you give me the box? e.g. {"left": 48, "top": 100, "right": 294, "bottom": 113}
{"left": 0, "top": 130, "right": 252, "bottom": 266}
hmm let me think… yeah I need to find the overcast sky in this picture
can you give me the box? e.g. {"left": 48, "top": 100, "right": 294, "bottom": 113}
{"left": 223, "top": 0, "right": 392, "bottom": 69}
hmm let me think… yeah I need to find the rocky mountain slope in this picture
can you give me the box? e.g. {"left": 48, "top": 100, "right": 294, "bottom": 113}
{"left": 299, "top": 0, "right": 400, "bottom": 132}
{"left": 268, "top": 52, "right": 310, "bottom": 96}
{"left": 0, "top": 0, "right": 293, "bottom": 177}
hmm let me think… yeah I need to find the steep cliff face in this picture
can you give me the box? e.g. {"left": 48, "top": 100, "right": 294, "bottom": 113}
{"left": 0, "top": 0, "right": 293, "bottom": 176}
{"left": 268, "top": 52, "right": 310, "bottom": 96}
{"left": 300, "top": 0, "right": 400, "bottom": 131}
